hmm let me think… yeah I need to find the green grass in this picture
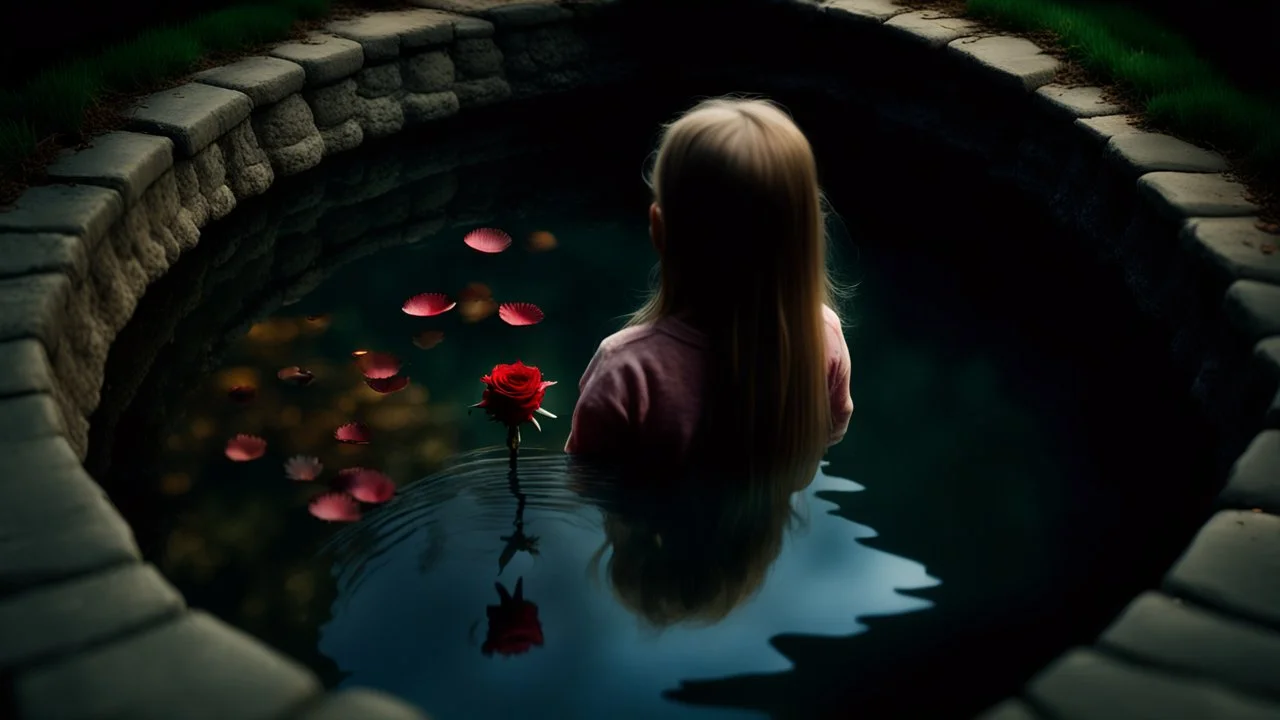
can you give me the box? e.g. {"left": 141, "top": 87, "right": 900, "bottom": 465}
{"left": 0, "top": 0, "right": 335, "bottom": 175}
{"left": 966, "top": 0, "right": 1280, "bottom": 183}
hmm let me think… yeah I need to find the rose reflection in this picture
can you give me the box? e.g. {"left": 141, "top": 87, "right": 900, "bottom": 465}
{"left": 482, "top": 577, "right": 545, "bottom": 657}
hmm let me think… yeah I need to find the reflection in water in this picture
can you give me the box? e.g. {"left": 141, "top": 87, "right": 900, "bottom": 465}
{"left": 319, "top": 450, "right": 938, "bottom": 720}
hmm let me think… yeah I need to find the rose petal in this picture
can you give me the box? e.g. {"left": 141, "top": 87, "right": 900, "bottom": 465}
{"left": 227, "top": 385, "right": 256, "bottom": 403}
{"left": 355, "top": 352, "right": 401, "bottom": 379}
{"left": 464, "top": 228, "right": 513, "bottom": 254}
{"left": 403, "top": 293, "right": 456, "bottom": 317}
{"left": 528, "top": 231, "right": 558, "bottom": 252}
{"left": 277, "top": 366, "right": 315, "bottom": 386}
{"left": 335, "top": 422, "right": 372, "bottom": 444}
{"left": 346, "top": 469, "right": 396, "bottom": 504}
{"left": 284, "top": 455, "right": 323, "bottom": 482}
{"left": 366, "top": 375, "right": 410, "bottom": 394}
{"left": 498, "top": 302, "right": 544, "bottom": 326}
{"left": 225, "top": 434, "right": 267, "bottom": 462}
{"left": 412, "top": 331, "right": 444, "bottom": 350}
{"left": 309, "top": 492, "right": 362, "bottom": 522}
{"left": 352, "top": 349, "right": 369, "bottom": 357}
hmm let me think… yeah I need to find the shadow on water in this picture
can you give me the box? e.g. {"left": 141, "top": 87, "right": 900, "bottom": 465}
{"left": 87, "top": 70, "right": 1220, "bottom": 719}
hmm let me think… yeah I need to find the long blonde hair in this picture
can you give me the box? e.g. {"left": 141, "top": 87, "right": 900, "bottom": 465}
{"left": 630, "top": 96, "right": 839, "bottom": 475}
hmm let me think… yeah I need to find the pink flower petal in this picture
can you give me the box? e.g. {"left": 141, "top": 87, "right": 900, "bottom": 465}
{"left": 347, "top": 469, "right": 396, "bottom": 504}
{"left": 464, "top": 228, "right": 513, "bottom": 254}
{"left": 284, "top": 455, "right": 323, "bottom": 482}
{"left": 355, "top": 352, "right": 401, "bottom": 379}
{"left": 366, "top": 375, "right": 410, "bottom": 394}
{"left": 335, "top": 422, "right": 372, "bottom": 444}
{"left": 277, "top": 366, "right": 316, "bottom": 386}
{"left": 227, "top": 385, "right": 256, "bottom": 403}
{"left": 225, "top": 434, "right": 267, "bottom": 462}
{"left": 412, "top": 331, "right": 444, "bottom": 350}
{"left": 498, "top": 302, "right": 545, "bottom": 326}
{"left": 309, "top": 492, "right": 362, "bottom": 522}
{"left": 403, "top": 293, "right": 456, "bottom": 317}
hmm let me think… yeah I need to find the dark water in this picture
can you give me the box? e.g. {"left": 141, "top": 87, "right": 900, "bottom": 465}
{"left": 90, "top": 81, "right": 1218, "bottom": 719}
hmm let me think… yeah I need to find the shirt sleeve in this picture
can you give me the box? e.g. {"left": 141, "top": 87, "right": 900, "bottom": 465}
{"left": 825, "top": 309, "right": 854, "bottom": 446}
{"left": 564, "top": 344, "right": 633, "bottom": 455}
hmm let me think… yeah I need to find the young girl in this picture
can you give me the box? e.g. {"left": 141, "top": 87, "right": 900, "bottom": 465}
{"left": 565, "top": 97, "right": 853, "bottom": 475}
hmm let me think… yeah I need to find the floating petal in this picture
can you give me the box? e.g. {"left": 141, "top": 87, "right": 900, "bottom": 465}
{"left": 227, "top": 385, "right": 256, "bottom": 403}
{"left": 309, "top": 492, "right": 362, "bottom": 522}
{"left": 412, "top": 331, "right": 444, "bottom": 350}
{"left": 335, "top": 422, "right": 372, "bottom": 444}
{"left": 498, "top": 302, "right": 544, "bottom": 326}
{"left": 346, "top": 469, "right": 396, "bottom": 504}
{"left": 277, "top": 366, "right": 315, "bottom": 386}
{"left": 528, "top": 231, "right": 558, "bottom": 252}
{"left": 355, "top": 352, "right": 401, "bottom": 379}
{"left": 225, "top": 434, "right": 267, "bottom": 462}
{"left": 352, "top": 349, "right": 369, "bottom": 357}
{"left": 366, "top": 375, "right": 410, "bottom": 394}
{"left": 464, "top": 228, "right": 513, "bottom": 254}
{"left": 284, "top": 455, "right": 323, "bottom": 482}
{"left": 403, "top": 293, "right": 456, "bottom": 317}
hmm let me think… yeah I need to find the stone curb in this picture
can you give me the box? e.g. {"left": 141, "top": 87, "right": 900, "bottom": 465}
{"left": 0, "top": 0, "right": 1277, "bottom": 717}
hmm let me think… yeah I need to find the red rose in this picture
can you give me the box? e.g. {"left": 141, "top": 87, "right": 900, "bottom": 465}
{"left": 475, "top": 360, "right": 557, "bottom": 428}
{"left": 482, "top": 578, "right": 545, "bottom": 657}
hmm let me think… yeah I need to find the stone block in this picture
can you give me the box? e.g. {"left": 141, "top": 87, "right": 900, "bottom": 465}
{"left": 0, "top": 273, "right": 69, "bottom": 352}
{"left": 193, "top": 56, "right": 307, "bottom": 109}
{"left": 1183, "top": 217, "right": 1280, "bottom": 286}
{"left": 452, "top": 38, "right": 502, "bottom": 79}
{"left": 824, "top": 0, "right": 910, "bottom": 24}
{"left": 1028, "top": 648, "right": 1280, "bottom": 719}
{"left": 45, "top": 132, "right": 174, "bottom": 209}
{"left": 0, "top": 500, "right": 140, "bottom": 594}
{"left": 403, "top": 50, "right": 456, "bottom": 92}
{"left": 252, "top": 94, "right": 319, "bottom": 149}
{"left": 973, "top": 698, "right": 1044, "bottom": 720}
{"left": 408, "top": 0, "right": 571, "bottom": 27}
{"left": 356, "top": 62, "right": 404, "bottom": 99}
{"left": 1164, "top": 510, "right": 1280, "bottom": 630}
{"left": 0, "top": 339, "right": 54, "bottom": 397}
{"left": 1106, "top": 132, "right": 1229, "bottom": 176}
{"left": 320, "top": 119, "right": 364, "bottom": 156}
{"left": 15, "top": 611, "right": 320, "bottom": 720}
{"left": 1219, "top": 430, "right": 1280, "bottom": 514}
{"left": 0, "top": 184, "right": 123, "bottom": 252}
{"left": 454, "top": 15, "right": 496, "bottom": 38}
{"left": 1257, "top": 338, "right": 1280, "bottom": 427}
{"left": 1075, "top": 114, "right": 1142, "bottom": 146}
{"left": 327, "top": 9, "right": 456, "bottom": 61}
{"left": 883, "top": 9, "right": 978, "bottom": 48}
{"left": 268, "top": 134, "right": 326, "bottom": 177}
{"left": 453, "top": 76, "right": 511, "bottom": 109}
{"left": 947, "top": 36, "right": 1060, "bottom": 91}
{"left": 403, "top": 91, "right": 460, "bottom": 125}
{"left": 0, "top": 233, "right": 87, "bottom": 282}
{"left": 1035, "top": 84, "right": 1123, "bottom": 119}
{"left": 1224, "top": 279, "right": 1280, "bottom": 343}
{"left": 127, "top": 83, "right": 253, "bottom": 157}
{"left": 0, "top": 395, "right": 65, "bottom": 449}
{"left": 306, "top": 78, "right": 360, "bottom": 127}
{"left": 1139, "top": 172, "right": 1259, "bottom": 221}
{"left": 1100, "top": 591, "right": 1280, "bottom": 700}
{"left": 357, "top": 95, "right": 405, "bottom": 138}
{"left": 288, "top": 688, "right": 429, "bottom": 720}
{"left": 270, "top": 33, "right": 365, "bottom": 87}
{"left": 0, "top": 563, "right": 183, "bottom": 668}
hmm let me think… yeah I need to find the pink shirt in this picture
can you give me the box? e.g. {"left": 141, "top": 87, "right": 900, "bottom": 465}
{"left": 564, "top": 305, "right": 854, "bottom": 458}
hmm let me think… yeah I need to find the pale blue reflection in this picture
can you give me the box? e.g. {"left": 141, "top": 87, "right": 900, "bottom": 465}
{"left": 318, "top": 452, "right": 939, "bottom": 720}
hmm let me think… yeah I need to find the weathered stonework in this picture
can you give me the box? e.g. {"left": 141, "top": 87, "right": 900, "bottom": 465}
{"left": 0, "top": 0, "right": 1277, "bottom": 717}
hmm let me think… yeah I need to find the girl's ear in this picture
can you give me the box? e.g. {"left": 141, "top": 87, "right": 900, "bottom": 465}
{"left": 649, "top": 202, "right": 665, "bottom": 255}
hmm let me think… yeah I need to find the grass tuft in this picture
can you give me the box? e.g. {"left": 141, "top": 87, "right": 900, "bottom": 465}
{"left": 966, "top": 0, "right": 1280, "bottom": 182}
